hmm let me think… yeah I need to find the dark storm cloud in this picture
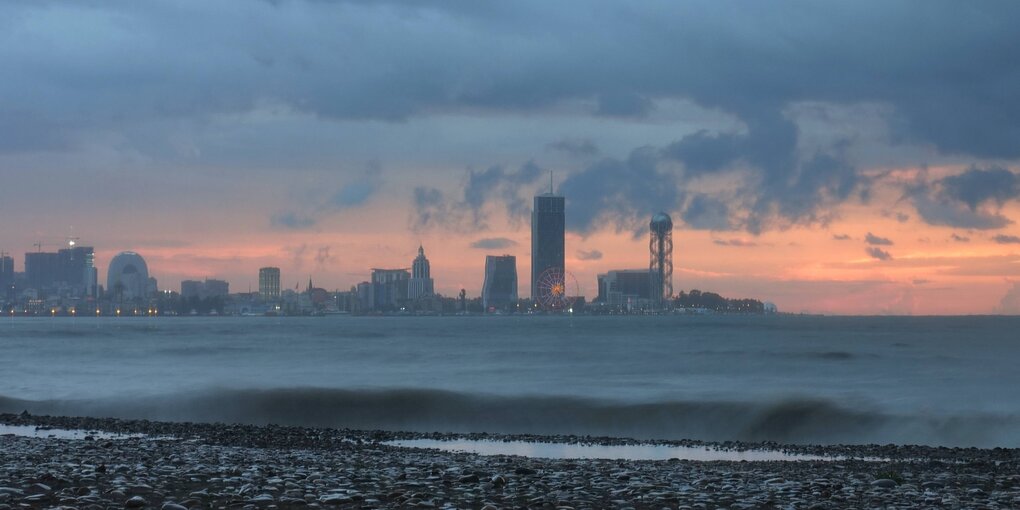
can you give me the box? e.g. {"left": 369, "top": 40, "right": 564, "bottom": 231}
{"left": 993, "top": 235, "right": 1020, "bottom": 244}
{"left": 6, "top": 1, "right": 1020, "bottom": 234}
{"left": 906, "top": 171, "right": 1016, "bottom": 230}
{"left": 576, "top": 249, "right": 603, "bottom": 261}
{"left": 558, "top": 123, "right": 861, "bottom": 234}
{"left": 5, "top": 1, "right": 1019, "bottom": 157}
{"left": 413, "top": 161, "right": 546, "bottom": 232}
{"left": 470, "top": 237, "right": 517, "bottom": 250}
{"left": 271, "top": 164, "right": 383, "bottom": 229}
{"left": 865, "top": 233, "right": 894, "bottom": 246}
{"left": 271, "top": 212, "right": 317, "bottom": 230}
{"left": 866, "top": 247, "right": 893, "bottom": 261}
{"left": 911, "top": 195, "right": 1012, "bottom": 230}
{"left": 464, "top": 161, "right": 546, "bottom": 224}
{"left": 328, "top": 173, "right": 382, "bottom": 209}
{"left": 411, "top": 187, "right": 455, "bottom": 232}
{"left": 881, "top": 210, "right": 910, "bottom": 223}
{"left": 654, "top": 112, "right": 867, "bottom": 233}
{"left": 546, "top": 138, "right": 599, "bottom": 157}
{"left": 681, "top": 194, "right": 732, "bottom": 231}
{"left": 558, "top": 147, "right": 680, "bottom": 235}
{"left": 314, "top": 246, "right": 333, "bottom": 266}
{"left": 939, "top": 166, "right": 1020, "bottom": 210}
{"left": 595, "top": 92, "right": 654, "bottom": 118}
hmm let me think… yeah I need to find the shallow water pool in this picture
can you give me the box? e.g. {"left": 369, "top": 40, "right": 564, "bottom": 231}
{"left": 386, "top": 438, "right": 856, "bottom": 462}
{"left": 0, "top": 424, "right": 145, "bottom": 440}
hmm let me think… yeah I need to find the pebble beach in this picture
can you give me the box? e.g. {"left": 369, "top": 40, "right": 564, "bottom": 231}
{"left": 2, "top": 413, "right": 1019, "bottom": 509}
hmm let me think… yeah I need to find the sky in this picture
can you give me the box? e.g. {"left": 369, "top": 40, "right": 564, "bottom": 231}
{"left": 2, "top": 0, "right": 1020, "bottom": 314}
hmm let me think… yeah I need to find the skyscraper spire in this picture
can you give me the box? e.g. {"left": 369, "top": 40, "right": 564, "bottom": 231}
{"left": 408, "top": 243, "right": 435, "bottom": 300}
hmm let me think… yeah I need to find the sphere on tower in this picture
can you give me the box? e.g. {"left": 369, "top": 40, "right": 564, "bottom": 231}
{"left": 649, "top": 212, "right": 674, "bottom": 308}
{"left": 650, "top": 212, "right": 673, "bottom": 234}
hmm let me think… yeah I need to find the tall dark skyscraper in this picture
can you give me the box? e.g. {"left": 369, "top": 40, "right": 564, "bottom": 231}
{"left": 482, "top": 255, "right": 518, "bottom": 311}
{"left": 58, "top": 245, "right": 96, "bottom": 296}
{"left": 0, "top": 254, "right": 13, "bottom": 299}
{"left": 25, "top": 251, "right": 60, "bottom": 290}
{"left": 531, "top": 192, "right": 565, "bottom": 299}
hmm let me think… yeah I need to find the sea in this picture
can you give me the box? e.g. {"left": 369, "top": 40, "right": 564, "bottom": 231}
{"left": 1, "top": 315, "right": 1018, "bottom": 448}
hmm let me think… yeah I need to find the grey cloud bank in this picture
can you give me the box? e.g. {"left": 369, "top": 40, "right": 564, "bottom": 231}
{"left": 865, "top": 233, "right": 894, "bottom": 246}
{"left": 906, "top": 167, "right": 1019, "bottom": 230}
{"left": 866, "top": 247, "right": 893, "bottom": 261}
{"left": 2, "top": 0, "right": 1020, "bottom": 237}
{"left": 470, "top": 238, "right": 518, "bottom": 250}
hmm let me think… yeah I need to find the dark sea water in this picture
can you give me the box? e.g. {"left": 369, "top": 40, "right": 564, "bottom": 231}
{"left": 1, "top": 315, "right": 1018, "bottom": 447}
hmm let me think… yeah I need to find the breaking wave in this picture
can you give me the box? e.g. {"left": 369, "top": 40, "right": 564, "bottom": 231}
{"left": 2, "top": 387, "right": 1017, "bottom": 448}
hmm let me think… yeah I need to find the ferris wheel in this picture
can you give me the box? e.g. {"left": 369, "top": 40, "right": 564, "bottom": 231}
{"left": 535, "top": 267, "right": 579, "bottom": 311}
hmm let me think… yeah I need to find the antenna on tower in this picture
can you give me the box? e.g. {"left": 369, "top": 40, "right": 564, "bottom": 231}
{"left": 549, "top": 170, "right": 554, "bottom": 194}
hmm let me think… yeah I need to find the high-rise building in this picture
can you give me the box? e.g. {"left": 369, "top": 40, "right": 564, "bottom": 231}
{"left": 597, "top": 269, "right": 653, "bottom": 306}
{"left": 356, "top": 281, "right": 371, "bottom": 311}
{"left": 407, "top": 245, "right": 435, "bottom": 300}
{"left": 531, "top": 192, "right": 565, "bottom": 299}
{"left": 180, "top": 280, "right": 203, "bottom": 299}
{"left": 370, "top": 268, "right": 410, "bottom": 310}
{"left": 58, "top": 245, "right": 95, "bottom": 296}
{"left": 25, "top": 245, "right": 96, "bottom": 297}
{"left": 203, "top": 279, "right": 229, "bottom": 298}
{"left": 182, "top": 278, "right": 229, "bottom": 300}
{"left": 482, "top": 255, "right": 518, "bottom": 311}
{"left": 259, "top": 267, "right": 281, "bottom": 301}
{"left": 0, "top": 255, "right": 13, "bottom": 299}
{"left": 25, "top": 251, "right": 60, "bottom": 290}
{"left": 649, "top": 212, "right": 674, "bottom": 307}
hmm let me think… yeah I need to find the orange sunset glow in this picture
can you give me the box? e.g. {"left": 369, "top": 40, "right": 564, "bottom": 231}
{"left": 2, "top": 2, "right": 1019, "bottom": 315}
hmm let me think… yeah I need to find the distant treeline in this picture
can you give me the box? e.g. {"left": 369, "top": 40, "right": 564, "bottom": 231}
{"left": 675, "top": 289, "right": 764, "bottom": 313}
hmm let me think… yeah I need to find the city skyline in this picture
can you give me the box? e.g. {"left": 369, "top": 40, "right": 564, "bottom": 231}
{"left": 2, "top": 2, "right": 1020, "bottom": 314}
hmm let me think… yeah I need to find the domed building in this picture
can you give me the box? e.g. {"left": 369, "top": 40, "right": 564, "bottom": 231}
{"left": 107, "top": 251, "right": 150, "bottom": 300}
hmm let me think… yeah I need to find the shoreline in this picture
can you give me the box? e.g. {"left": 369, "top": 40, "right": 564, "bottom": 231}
{"left": 2, "top": 413, "right": 1019, "bottom": 509}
